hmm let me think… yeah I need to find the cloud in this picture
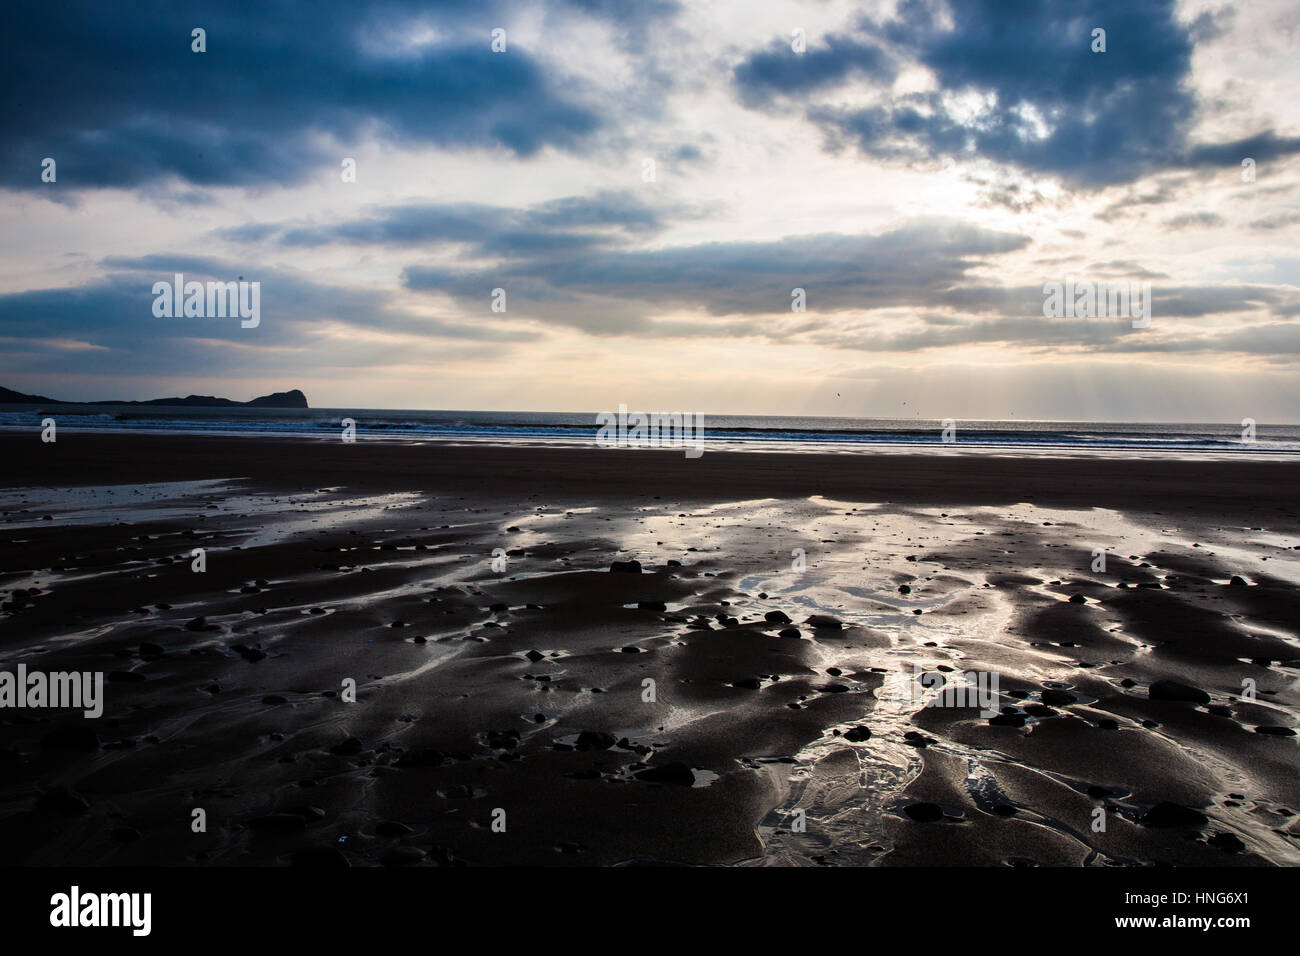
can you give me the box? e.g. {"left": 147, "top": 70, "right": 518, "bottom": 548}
{"left": 253, "top": 191, "right": 686, "bottom": 256}
{"left": 0, "top": 255, "right": 540, "bottom": 379}
{"left": 732, "top": 0, "right": 1300, "bottom": 188}
{"left": 0, "top": 0, "right": 607, "bottom": 192}
{"left": 402, "top": 217, "right": 1032, "bottom": 331}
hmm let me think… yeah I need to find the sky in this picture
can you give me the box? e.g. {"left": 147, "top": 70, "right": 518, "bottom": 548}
{"left": 2, "top": 0, "right": 1299, "bottom": 422}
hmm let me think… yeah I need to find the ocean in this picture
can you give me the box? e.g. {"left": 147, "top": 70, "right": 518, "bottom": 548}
{"left": 4, "top": 404, "right": 1299, "bottom": 457}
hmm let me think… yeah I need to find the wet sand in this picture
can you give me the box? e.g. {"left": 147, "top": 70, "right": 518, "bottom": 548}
{"left": 0, "top": 433, "right": 1297, "bottom": 866}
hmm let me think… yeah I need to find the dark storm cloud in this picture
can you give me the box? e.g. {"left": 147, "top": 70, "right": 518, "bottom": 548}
{"left": 0, "top": 0, "right": 608, "bottom": 191}
{"left": 733, "top": 35, "right": 894, "bottom": 106}
{"left": 402, "top": 218, "right": 1032, "bottom": 331}
{"left": 732, "top": 0, "right": 1300, "bottom": 188}
{"left": 220, "top": 191, "right": 699, "bottom": 260}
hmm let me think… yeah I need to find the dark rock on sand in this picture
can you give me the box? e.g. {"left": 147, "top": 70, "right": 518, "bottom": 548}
{"left": 635, "top": 762, "right": 695, "bottom": 785}
{"left": 778, "top": 627, "right": 802, "bottom": 639}
{"left": 903, "top": 802, "right": 945, "bottom": 822}
{"left": 1040, "top": 689, "right": 1076, "bottom": 706}
{"left": 843, "top": 726, "right": 872, "bottom": 742}
{"left": 637, "top": 600, "right": 667, "bottom": 611}
{"left": 1207, "top": 831, "right": 1246, "bottom": 852}
{"left": 610, "top": 560, "right": 642, "bottom": 574}
{"left": 486, "top": 730, "right": 520, "bottom": 750}
{"left": 575, "top": 731, "right": 617, "bottom": 750}
{"left": 1149, "top": 680, "right": 1211, "bottom": 705}
{"left": 1229, "top": 575, "right": 1248, "bottom": 587}
{"left": 764, "top": 610, "right": 792, "bottom": 624}
{"left": 1141, "top": 802, "right": 1208, "bottom": 828}
{"left": 989, "top": 713, "right": 1027, "bottom": 727}
{"left": 1254, "top": 725, "right": 1296, "bottom": 736}
{"left": 732, "top": 677, "right": 763, "bottom": 690}
{"left": 806, "top": 614, "right": 843, "bottom": 629}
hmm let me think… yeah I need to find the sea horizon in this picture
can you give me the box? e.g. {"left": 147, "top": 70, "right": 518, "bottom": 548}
{"left": 5, "top": 402, "right": 1299, "bottom": 457}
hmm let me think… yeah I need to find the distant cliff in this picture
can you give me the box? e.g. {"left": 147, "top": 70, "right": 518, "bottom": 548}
{"left": 0, "top": 386, "right": 309, "bottom": 409}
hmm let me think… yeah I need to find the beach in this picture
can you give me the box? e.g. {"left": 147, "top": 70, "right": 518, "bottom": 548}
{"left": 1, "top": 432, "right": 1297, "bottom": 866}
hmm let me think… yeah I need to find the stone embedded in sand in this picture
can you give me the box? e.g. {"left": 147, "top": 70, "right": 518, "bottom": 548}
{"left": 1149, "top": 679, "right": 1211, "bottom": 705}
{"left": 1207, "top": 831, "right": 1246, "bottom": 852}
{"left": 261, "top": 694, "right": 288, "bottom": 705}
{"left": 1255, "top": 725, "right": 1297, "bottom": 736}
{"left": 524, "top": 649, "right": 545, "bottom": 662}
{"left": 989, "top": 713, "right": 1026, "bottom": 727}
{"left": 635, "top": 762, "right": 695, "bottom": 785}
{"left": 903, "top": 802, "right": 944, "bottom": 822}
{"left": 575, "top": 731, "right": 617, "bottom": 750}
{"left": 778, "top": 627, "right": 802, "bottom": 639}
{"left": 844, "top": 726, "right": 872, "bottom": 742}
{"left": 1040, "top": 688, "right": 1076, "bottom": 707}
{"left": 486, "top": 730, "right": 520, "bottom": 750}
{"left": 806, "top": 614, "right": 843, "bottom": 629}
{"left": 609, "top": 560, "right": 642, "bottom": 574}
{"left": 185, "top": 616, "right": 211, "bottom": 631}
{"left": 1141, "top": 802, "right": 1208, "bottom": 828}
{"left": 732, "top": 677, "right": 763, "bottom": 690}
{"left": 1229, "top": 575, "right": 1248, "bottom": 587}
{"left": 638, "top": 600, "right": 667, "bottom": 611}
{"left": 992, "top": 803, "right": 1018, "bottom": 817}
{"left": 764, "top": 610, "right": 792, "bottom": 624}
{"left": 898, "top": 585, "right": 911, "bottom": 594}
{"left": 1068, "top": 593, "right": 1086, "bottom": 604}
